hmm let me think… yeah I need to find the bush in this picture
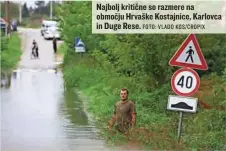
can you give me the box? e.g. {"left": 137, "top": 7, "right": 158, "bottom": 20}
{"left": 60, "top": 44, "right": 226, "bottom": 150}
{"left": 57, "top": 1, "right": 226, "bottom": 150}
{"left": 1, "top": 33, "right": 21, "bottom": 71}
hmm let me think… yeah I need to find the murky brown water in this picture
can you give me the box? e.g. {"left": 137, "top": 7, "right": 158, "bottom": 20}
{"left": 1, "top": 69, "right": 109, "bottom": 151}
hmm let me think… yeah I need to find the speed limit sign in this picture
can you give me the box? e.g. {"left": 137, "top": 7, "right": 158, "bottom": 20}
{"left": 171, "top": 67, "right": 200, "bottom": 96}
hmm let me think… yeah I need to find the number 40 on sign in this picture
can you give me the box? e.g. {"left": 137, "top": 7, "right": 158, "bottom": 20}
{"left": 171, "top": 67, "right": 200, "bottom": 97}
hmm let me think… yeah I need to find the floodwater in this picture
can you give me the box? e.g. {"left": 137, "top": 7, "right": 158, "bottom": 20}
{"left": 1, "top": 69, "right": 108, "bottom": 151}
{"left": 1, "top": 28, "right": 109, "bottom": 151}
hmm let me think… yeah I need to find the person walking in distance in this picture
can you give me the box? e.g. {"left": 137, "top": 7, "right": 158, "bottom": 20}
{"left": 108, "top": 88, "right": 136, "bottom": 134}
{"left": 32, "top": 40, "right": 39, "bottom": 59}
{"left": 53, "top": 36, "right": 57, "bottom": 54}
{"left": 185, "top": 46, "right": 194, "bottom": 63}
{"left": 35, "top": 43, "right": 39, "bottom": 59}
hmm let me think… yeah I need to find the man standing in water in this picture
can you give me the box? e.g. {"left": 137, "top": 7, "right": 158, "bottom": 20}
{"left": 53, "top": 36, "right": 57, "bottom": 54}
{"left": 108, "top": 88, "right": 136, "bottom": 133}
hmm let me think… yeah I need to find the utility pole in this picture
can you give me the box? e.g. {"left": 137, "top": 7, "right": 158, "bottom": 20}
{"left": 8, "top": 1, "right": 11, "bottom": 35}
{"left": 19, "top": 1, "right": 22, "bottom": 23}
{"left": 4, "top": 1, "right": 8, "bottom": 36}
{"left": 50, "top": 0, "right": 53, "bottom": 20}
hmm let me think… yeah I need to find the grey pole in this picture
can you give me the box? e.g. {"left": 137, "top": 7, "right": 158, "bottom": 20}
{"left": 19, "top": 1, "right": 22, "bottom": 23}
{"left": 5, "top": 1, "right": 8, "bottom": 36}
{"left": 177, "top": 111, "right": 183, "bottom": 142}
{"left": 50, "top": 1, "right": 53, "bottom": 19}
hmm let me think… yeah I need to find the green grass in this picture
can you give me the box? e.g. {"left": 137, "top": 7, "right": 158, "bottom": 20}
{"left": 18, "top": 18, "right": 29, "bottom": 27}
{"left": 26, "top": 23, "right": 40, "bottom": 29}
{"left": 57, "top": 43, "right": 67, "bottom": 55}
{"left": 1, "top": 33, "right": 22, "bottom": 72}
{"left": 60, "top": 44, "right": 226, "bottom": 150}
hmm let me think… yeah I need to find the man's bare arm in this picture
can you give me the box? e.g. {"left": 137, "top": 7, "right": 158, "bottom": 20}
{"left": 130, "top": 102, "right": 136, "bottom": 127}
{"left": 108, "top": 114, "right": 116, "bottom": 127}
{"left": 108, "top": 105, "right": 117, "bottom": 128}
{"left": 131, "top": 113, "right": 136, "bottom": 126}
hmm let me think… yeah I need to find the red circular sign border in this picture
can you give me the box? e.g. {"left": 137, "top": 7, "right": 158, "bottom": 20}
{"left": 171, "top": 67, "right": 200, "bottom": 96}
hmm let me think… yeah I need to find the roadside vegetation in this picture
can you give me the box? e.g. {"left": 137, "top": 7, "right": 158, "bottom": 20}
{"left": 1, "top": 33, "right": 21, "bottom": 72}
{"left": 56, "top": 1, "right": 226, "bottom": 150}
{"left": 57, "top": 42, "right": 67, "bottom": 55}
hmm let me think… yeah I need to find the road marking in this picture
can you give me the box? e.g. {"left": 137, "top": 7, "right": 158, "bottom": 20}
{"left": 13, "top": 68, "right": 58, "bottom": 73}
{"left": 55, "top": 61, "right": 63, "bottom": 65}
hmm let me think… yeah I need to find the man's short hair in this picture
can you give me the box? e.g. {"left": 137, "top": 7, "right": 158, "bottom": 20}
{"left": 120, "top": 88, "right": 129, "bottom": 94}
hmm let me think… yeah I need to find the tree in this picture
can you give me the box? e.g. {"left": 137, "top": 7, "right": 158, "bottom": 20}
{"left": 35, "top": 1, "right": 45, "bottom": 8}
{"left": 22, "top": 3, "right": 29, "bottom": 18}
{"left": 28, "top": 6, "right": 33, "bottom": 15}
{"left": 1, "top": 2, "right": 19, "bottom": 19}
{"left": 29, "top": 6, "right": 33, "bottom": 11}
{"left": 34, "top": 1, "right": 45, "bottom": 14}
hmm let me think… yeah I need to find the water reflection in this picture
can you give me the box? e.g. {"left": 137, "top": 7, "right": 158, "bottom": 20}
{"left": 1, "top": 71, "right": 11, "bottom": 88}
{"left": 61, "top": 88, "right": 89, "bottom": 126}
{"left": 12, "top": 70, "right": 17, "bottom": 79}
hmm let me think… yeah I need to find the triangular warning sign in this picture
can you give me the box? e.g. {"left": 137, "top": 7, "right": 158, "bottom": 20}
{"left": 169, "top": 34, "right": 208, "bottom": 70}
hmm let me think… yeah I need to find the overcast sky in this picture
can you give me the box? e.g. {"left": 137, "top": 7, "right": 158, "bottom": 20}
{"left": 21, "top": 0, "right": 53, "bottom": 8}
{"left": 15, "top": 1, "right": 63, "bottom": 8}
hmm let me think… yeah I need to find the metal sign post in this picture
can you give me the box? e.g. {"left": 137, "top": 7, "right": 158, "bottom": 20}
{"left": 177, "top": 111, "right": 183, "bottom": 142}
{"left": 80, "top": 52, "right": 82, "bottom": 59}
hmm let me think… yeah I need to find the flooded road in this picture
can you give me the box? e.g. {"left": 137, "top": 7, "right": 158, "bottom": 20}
{"left": 1, "top": 29, "right": 109, "bottom": 151}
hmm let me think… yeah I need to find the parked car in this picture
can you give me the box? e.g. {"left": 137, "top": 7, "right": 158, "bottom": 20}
{"left": 40, "top": 20, "right": 57, "bottom": 36}
{"left": 43, "top": 26, "right": 60, "bottom": 40}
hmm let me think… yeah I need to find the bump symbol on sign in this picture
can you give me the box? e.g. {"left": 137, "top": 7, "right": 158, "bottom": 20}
{"left": 167, "top": 95, "right": 198, "bottom": 113}
{"left": 171, "top": 67, "right": 200, "bottom": 96}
